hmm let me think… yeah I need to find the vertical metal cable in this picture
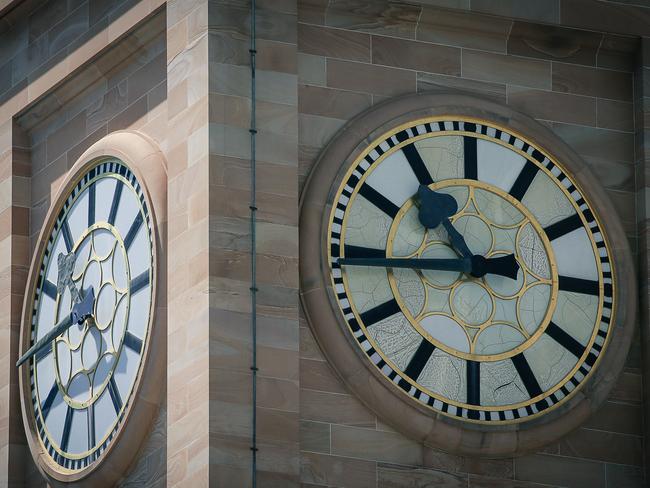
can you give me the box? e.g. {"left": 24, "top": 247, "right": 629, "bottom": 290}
{"left": 249, "top": 0, "right": 258, "bottom": 486}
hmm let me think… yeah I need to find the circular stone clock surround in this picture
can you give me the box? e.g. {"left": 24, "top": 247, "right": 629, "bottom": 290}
{"left": 18, "top": 131, "right": 167, "bottom": 486}
{"left": 299, "top": 93, "right": 636, "bottom": 457}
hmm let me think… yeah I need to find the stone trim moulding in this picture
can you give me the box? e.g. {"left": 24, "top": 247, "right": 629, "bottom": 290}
{"left": 298, "top": 0, "right": 649, "bottom": 40}
{"left": 299, "top": 92, "right": 637, "bottom": 458}
{"left": 0, "top": 0, "right": 165, "bottom": 122}
{"left": 17, "top": 130, "right": 167, "bottom": 486}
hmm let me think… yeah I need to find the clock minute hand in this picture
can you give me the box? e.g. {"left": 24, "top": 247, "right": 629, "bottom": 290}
{"left": 16, "top": 287, "right": 95, "bottom": 367}
{"left": 338, "top": 254, "right": 519, "bottom": 280}
{"left": 17, "top": 250, "right": 88, "bottom": 367}
{"left": 418, "top": 185, "right": 473, "bottom": 259}
{"left": 338, "top": 256, "right": 472, "bottom": 273}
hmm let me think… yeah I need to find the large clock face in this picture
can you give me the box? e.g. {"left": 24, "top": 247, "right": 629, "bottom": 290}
{"left": 328, "top": 117, "right": 614, "bottom": 423}
{"left": 27, "top": 160, "right": 154, "bottom": 471}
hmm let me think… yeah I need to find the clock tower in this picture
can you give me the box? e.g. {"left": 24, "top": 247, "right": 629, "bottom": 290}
{"left": 0, "top": 1, "right": 648, "bottom": 487}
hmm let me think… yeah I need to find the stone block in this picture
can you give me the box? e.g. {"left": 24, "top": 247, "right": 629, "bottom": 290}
{"left": 378, "top": 463, "right": 467, "bottom": 488}
{"left": 605, "top": 464, "right": 644, "bottom": 488}
{"left": 327, "top": 59, "right": 415, "bottom": 97}
{"left": 257, "top": 408, "right": 300, "bottom": 445}
{"left": 257, "top": 376, "right": 299, "bottom": 412}
{"left": 298, "top": 114, "right": 345, "bottom": 148}
{"left": 28, "top": 0, "right": 67, "bottom": 41}
{"left": 470, "top": 0, "right": 559, "bottom": 24}
{"left": 325, "top": 0, "right": 421, "bottom": 39}
{"left": 300, "top": 452, "right": 376, "bottom": 487}
{"left": 598, "top": 34, "right": 638, "bottom": 72}
{"left": 583, "top": 157, "right": 634, "bottom": 193}
{"left": 47, "top": 2, "right": 89, "bottom": 56}
{"left": 551, "top": 122, "right": 634, "bottom": 163}
{"left": 372, "top": 35, "right": 460, "bottom": 76}
{"left": 298, "top": 23, "right": 370, "bottom": 62}
{"left": 508, "top": 21, "right": 601, "bottom": 66}
{"left": 300, "top": 358, "right": 347, "bottom": 394}
{"left": 559, "top": 428, "right": 643, "bottom": 466}
{"left": 515, "top": 454, "right": 606, "bottom": 488}
{"left": 257, "top": 39, "right": 297, "bottom": 74}
{"left": 597, "top": 99, "right": 633, "bottom": 132}
{"left": 417, "top": 72, "right": 505, "bottom": 104}
{"left": 45, "top": 110, "right": 86, "bottom": 163}
{"left": 300, "top": 421, "right": 330, "bottom": 454}
{"left": 297, "top": 53, "right": 326, "bottom": 87}
{"left": 468, "top": 475, "right": 555, "bottom": 487}
{"left": 560, "top": 0, "right": 650, "bottom": 37}
{"left": 330, "top": 425, "right": 422, "bottom": 465}
{"left": 107, "top": 93, "right": 148, "bottom": 131}
{"left": 299, "top": 84, "right": 371, "bottom": 120}
{"left": 299, "top": 325, "right": 326, "bottom": 361}
{"left": 462, "top": 50, "right": 551, "bottom": 90}
{"left": 418, "top": 8, "right": 511, "bottom": 53}
{"left": 508, "top": 86, "right": 596, "bottom": 126}
{"left": 553, "top": 64, "right": 633, "bottom": 102}
{"left": 300, "top": 389, "right": 375, "bottom": 428}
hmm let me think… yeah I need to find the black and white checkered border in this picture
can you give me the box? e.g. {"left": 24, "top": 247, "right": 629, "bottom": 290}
{"left": 328, "top": 119, "right": 614, "bottom": 422}
{"left": 29, "top": 159, "right": 153, "bottom": 468}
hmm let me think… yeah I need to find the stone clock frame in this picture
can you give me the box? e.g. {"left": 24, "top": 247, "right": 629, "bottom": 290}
{"left": 18, "top": 131, "right": 167, "bottom": 486}
{"left": 299, "top": 93, "right": 637, "bottom": 457}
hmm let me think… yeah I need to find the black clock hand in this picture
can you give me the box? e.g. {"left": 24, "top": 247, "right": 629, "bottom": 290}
{"left": 441, "top": 219, "right": 473, "bottom": 259}
{"left": 57, "top": 252, "right": 82, "bottom": 303}
{"left": 339, "top": 256, "right": 472, "bottom": 273}
{"left": 338, "top": 254, "right": 519, "bottom": 279}
{"left": 417, "top": 185, "right": 457, "bottom": 229}
{"left": 16, "top": 287, "right": 95, "bottom": 367}
{"left": 417, "top": 185, "right": 473, "bottom": 259}
{"left": 470, "top": 254, "right": 519, "bottom": 280}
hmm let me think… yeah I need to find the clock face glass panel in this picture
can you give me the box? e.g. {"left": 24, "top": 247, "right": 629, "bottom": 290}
{"left": 29, "top": 160, "right": 154, "bottom": 471}
{"left": 328, "top": 118, "right": 614, "bottom": 423}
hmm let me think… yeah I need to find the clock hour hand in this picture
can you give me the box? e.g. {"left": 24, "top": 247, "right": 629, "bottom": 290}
{"left": 338, "top": 254, "right": 519, "bottom": 279}
{"left": 441, "top": 219, "right": 473, "bottom": 259}
{"left": 57, "top": 252, "right": 82, "bottom": 304}
{"left": 16, "top": 287, "right": 95, "bottom": 367}
{"left": 470, "top": 254, "right": 519, "bottom": 280}
{"left": 418, "top": 185, "right": 473, "bottom": 259}
{"left": 417, "top": 185, "right": 457, "bottom": 229}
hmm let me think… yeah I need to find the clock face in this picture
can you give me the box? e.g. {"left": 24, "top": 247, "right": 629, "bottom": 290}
{"left": 27, "top": 160, "right": 154, "bottom": 471}
{"left": 328, "top": 118, "right": 614, "bottom": 423}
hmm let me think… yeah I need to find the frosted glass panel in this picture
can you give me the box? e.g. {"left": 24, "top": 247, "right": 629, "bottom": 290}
{"left": 127, "top": 224, "right": 150, "bottom": 279}
{"left": 93, "top": 390, "right": 117, "bottom": 442}
{"left": 113, "top": 187, "right": 139, "bottom": 239}
{"left": 477, "top": 139, "right": 526, "bottom": 193}
{"left": 45, "top": 233, "right": 67, "bottom": 283}
{"left": 44, "top": 390, "right": 66, "bottom": 446}
{"left": 113, "top": 347, "right": 139, "bottom": 403}
{"left": 67, "top": 408, "right": 88, "bottom": 455}
{"left": 67, "top": 190, "right": 89, "bottom": 245}
{"left": 365, "top": 151, "right": 420, "bottom": 208}
{"left": 127, "top": 284, "right": 150, "bottom": 339}
{"left": 35, "top": 366, "right": 56, "bottom": 407}
{"left": 551, "top": 227, "right": 598, "bottom": 281}
{"left": 95, "top": 178, "right": 117, "bottom": 223}
{"left": 37, "top": 295, "right": 57, "bottom": 340}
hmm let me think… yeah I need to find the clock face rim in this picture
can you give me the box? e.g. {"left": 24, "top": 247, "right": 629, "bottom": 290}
{"left": 299, "top": 93, "right": 636, "bottom": 457}
{"left": 18, "top": 131, "right": 166, "bottom": 484}
{"left": 327, "top": 115, "right": 611, "bottom": 423}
